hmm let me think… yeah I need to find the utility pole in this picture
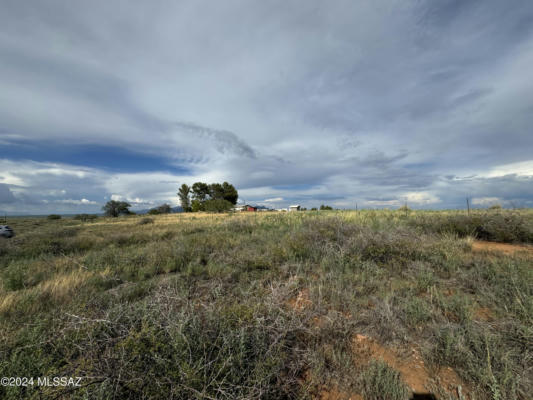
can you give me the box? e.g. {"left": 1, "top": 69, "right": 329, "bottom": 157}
{"left": 466, "top": 197, "right": 470, "bottom": 215}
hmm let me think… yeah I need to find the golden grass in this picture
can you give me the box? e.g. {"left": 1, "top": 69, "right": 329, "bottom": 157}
{"left": 0, "top": 269, "right": 101, "bottom": 315}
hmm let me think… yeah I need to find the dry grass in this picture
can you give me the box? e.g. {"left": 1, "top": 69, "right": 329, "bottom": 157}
{"left": 0, "top": 209, "right": 532, "bottom": 399}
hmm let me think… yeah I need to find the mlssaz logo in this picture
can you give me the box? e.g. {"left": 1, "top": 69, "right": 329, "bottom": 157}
{"left": 37, "top": 377, "right": 82, "bottom": 387}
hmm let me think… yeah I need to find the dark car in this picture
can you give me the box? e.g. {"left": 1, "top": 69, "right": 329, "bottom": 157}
{"left": 0, "top": 225, "right": 14, "bottom": 238}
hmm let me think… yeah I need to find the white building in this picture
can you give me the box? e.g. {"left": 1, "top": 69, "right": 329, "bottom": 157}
{"left": 288, "top": 205, "right": 301, "bottom": 212}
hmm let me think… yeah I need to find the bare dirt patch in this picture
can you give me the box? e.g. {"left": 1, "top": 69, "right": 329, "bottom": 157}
{"left": 315, "top": 387, "right": 363, "bottom": 400}
{"left": 287, "top": 288, "right": 312, "bottom": 311}
{"left": 473, "top": 306, "right": 495, "bottom": 322}
{"left": 352, "top": 334, "right": 470, "bottom": 399}
{"left": 472, "top": 240, "right": 533, "bottom": 256}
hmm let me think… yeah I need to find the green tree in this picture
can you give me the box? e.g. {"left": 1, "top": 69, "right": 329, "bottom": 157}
{"left": 148, "top": 204, "right": 171, "bottom": 215}
{"left": 221, "top": 182, "right": 238, "bottom": 205}
{"left": 203, "top": 199, "right": 233, "bottom": 213}
{"left": 178, "top": 184, "right": 191, "bottom": 212}
{"left": 188, "top": 182, "right": 238, "bottom": 212}
{"left": 319, "top": 204, "right": 333, "bottom": 210}
{"left": 156, "top": 203, "right": 171, "bottom": 214}
{"left": 209, "top": 183, "right": 225, "bottom": 200}
{"left": 191, "top": 182, "right": 210, "bottom": 202}
{"left": 191, "top": 199, "right": 204, "bottom": 212}
{"left": 74, "top": 213, "right": 97, "bottom": 222}
{"left": 102, "top": 200, "right": 131, "bottom": 217}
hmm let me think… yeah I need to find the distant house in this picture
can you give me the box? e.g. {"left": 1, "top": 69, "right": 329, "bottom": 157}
{"left": 288, "top": 205, "right": 301, "bottom": 212}
{"left": 233, "top": 205, "right": 257, "bottom": 212}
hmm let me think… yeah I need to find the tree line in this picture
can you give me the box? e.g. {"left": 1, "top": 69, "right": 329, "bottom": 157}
{"left": 178, "top": 182, "right": 238, "bottom": 212}
{"left": 100, "top": 182, "right": 238, "bottom": 217}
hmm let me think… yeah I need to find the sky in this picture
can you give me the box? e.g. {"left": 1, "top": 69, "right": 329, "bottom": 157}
{"left": 1, "top": 0, "right": 533, "bottom": 214}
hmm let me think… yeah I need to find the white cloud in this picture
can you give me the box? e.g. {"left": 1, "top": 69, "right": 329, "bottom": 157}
{"left": 1, "top": 1, "right": 533, "bottom": 212}
{"left": 471, "top": 197, "right": 501, "bottom": 206}
{"left": 54, "top": 198, "right": 98, "bottom": 205}
{"left": 483, "top": 160, "right": 533, "bottom": 178}
{"left": 364, "top": 199, "right": 401, "bottom": 207}
{"left": 402, "top": 192, "right": 441, "bottom": 205}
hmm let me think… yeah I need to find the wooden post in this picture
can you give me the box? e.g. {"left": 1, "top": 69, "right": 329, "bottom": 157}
{"left": 466, "top": 198, "right": 470, "bottom": 215}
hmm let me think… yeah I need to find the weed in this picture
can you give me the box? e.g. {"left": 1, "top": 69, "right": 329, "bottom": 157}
{"left": 360, "top": 360, "right": 409, "bottom": 400}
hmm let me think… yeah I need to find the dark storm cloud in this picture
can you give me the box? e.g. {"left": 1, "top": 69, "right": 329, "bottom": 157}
{"left": 0, "top": 0, "right": 532, "bottom": 212}
{"left": 172, "top": 122, "right": 256, "bottom": 159}
{"left": 0, "top": 184, "right": 16, "bottom": 204}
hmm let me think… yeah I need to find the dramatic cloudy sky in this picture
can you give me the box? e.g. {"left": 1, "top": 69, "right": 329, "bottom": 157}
{"left": 1, "top": 0, "right": 533, "bottom": 214}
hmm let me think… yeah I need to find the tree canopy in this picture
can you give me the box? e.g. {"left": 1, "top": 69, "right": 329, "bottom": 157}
{"left": 102, "top": 200, "right": 132, "bottom": 217}
{"left": 181, "top": 182, "right": 238, "bottom": 212}
{"left": 148, "top": 204, "right": 172, "bottom": 215}
{"left": 178, "top": 184, "right": 191, "bottom": 212}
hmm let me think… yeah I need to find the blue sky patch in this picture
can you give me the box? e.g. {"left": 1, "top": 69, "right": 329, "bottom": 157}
{"left": 1, "top": 140, "right": 189, "bottom": 174}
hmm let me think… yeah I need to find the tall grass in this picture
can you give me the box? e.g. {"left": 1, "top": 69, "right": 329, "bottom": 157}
{"left": 0, "top": 210, "right": 531, "bottom": 399}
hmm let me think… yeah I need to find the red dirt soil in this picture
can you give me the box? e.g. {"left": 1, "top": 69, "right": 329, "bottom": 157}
{"left": 351, "top": 334, "right": 470, "bottom": 399}
{"left": 316, "top": 387, "right": 363, "bottom": 400}
{"left": 473, "top": 307, "right": 495, "bottom": 322}
{"left": 471, "top": 240, "right": 533, "bottom": 256}
{"left": 287, "top": 288, "right": 312, "bottom": 311}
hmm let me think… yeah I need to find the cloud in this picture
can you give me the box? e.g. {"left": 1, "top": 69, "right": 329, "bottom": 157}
{"left": 0, "top": 1, "right": 532, "bottom": 212}
{"left": 54, "top": 198, "right": 98, "bottom": 205}
{"left": 0, "top": 183, "right": 16, "bottom": 203}
{"left": 471, "top": 197, "right": 502, "bottom": 206}
{"left": 403, "top": 192, "right": 441, "bottom": 205}
{"left": 483, "top": 160, "right": 533, "bottom": 178}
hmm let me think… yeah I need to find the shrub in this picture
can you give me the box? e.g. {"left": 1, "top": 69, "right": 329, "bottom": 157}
{"left": 102, "top": 200, "right": 132, "bottom": 217}
{"left": 203, "top": 199, "right": 233, "bottom": 213}
{"left": 74, "top": 214, "right": 98, "bottom": 222}
{"left": 138, "top": 217, "right": 154, "bottom": 225}
{"left": 409, "top": 211, "right": 533, "bottom": 243}
{"left": 148, "top": 204, "right": 172, "bottom": 215}
{"left": 397, "top": 205, "right": 411, "bottom": 213}
{"left": 360, "top": 360, "right": 409, "bottom": 400}
{"left": 47, "top": 214, "right": 61, "bottom": 220}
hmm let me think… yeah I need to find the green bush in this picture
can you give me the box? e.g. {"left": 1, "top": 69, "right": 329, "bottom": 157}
{"left": 203, "top": 198, "right": 233, "bottom": 213}
{"left": 409, "top": 211, "right": 533, "bottom": 243}
{"left": 74, "top": 213, "right": 98, "bottom": 222}
{"left": 47, "top": 214, "right": 61, "bottom": 220}
{"left": 360, "top": 360, "right": 409, "bottom": 400}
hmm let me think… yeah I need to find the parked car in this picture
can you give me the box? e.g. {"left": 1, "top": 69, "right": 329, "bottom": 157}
{"left": 0, "top": 225, "right": 14, "bottom": 238}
